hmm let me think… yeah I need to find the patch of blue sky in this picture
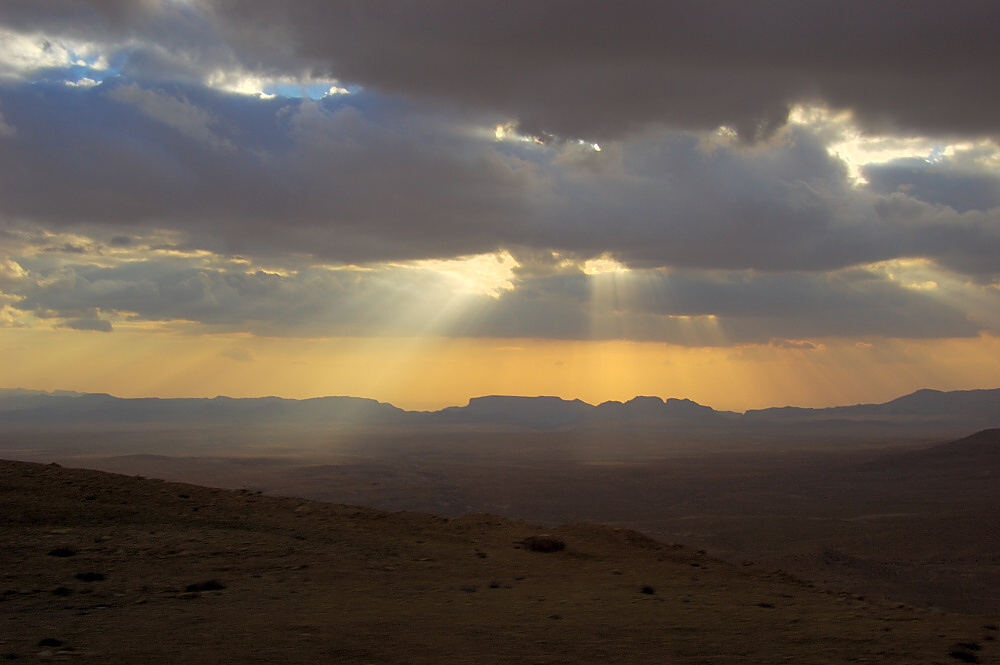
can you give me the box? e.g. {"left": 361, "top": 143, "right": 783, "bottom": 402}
{"left": 42, "top": 50, "right": 122, "bottom": 87}
{"left": 927, "top": 146, "right": 949, "bottom": 163}
{"left": 261, "top": 81, "right": 355, "bottom": 100}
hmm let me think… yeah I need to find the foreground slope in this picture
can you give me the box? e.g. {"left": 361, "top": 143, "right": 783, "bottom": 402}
{"left": 2, "top": 460, "right": 998, "bottom": 664}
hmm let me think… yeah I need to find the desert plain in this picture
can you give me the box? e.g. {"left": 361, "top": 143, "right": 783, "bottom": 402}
{"left": 3, "top": 416, "right": 999, "bottom": 663}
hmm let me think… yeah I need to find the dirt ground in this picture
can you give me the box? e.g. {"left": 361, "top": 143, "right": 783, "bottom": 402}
{"left": 9, "top": 425, "right": 996, "bottom": 615}
{"left": 3, "top": 459, "right": 999, "bottom": 664}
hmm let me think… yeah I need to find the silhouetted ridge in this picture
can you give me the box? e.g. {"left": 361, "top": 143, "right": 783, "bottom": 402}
{"left": 594, "top": 396, "right": 721, "bottom": 419}
{"left": 0, "top": 390, "right": 405, "bottom": 426}
{"left": 1, "top": 387, "right": 998, "bottom": 434}
{"left": 434, "top": 395, "right": 593, "bottom": 428}
{"left": 917, "top": 428, "right": 1000, "bottom": 462}
{"left": 745, "top": 388, "right": 1000, "bottom": 423}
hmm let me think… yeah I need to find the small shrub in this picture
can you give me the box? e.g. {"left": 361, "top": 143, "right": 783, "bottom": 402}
{"left": 46, "top": 547, "right": 76, "bottom": 558}
{"left": 37, "top": 639, "right": 62, "bottom": 648}
{"left": 521, "top": 536, "right": 565, "bottom": 553}
{"left": 185, "top": 580, "right": 225, "bottom": 592}
{"left": 949, "top": 646, "right": 980, "bottom": 663}
{"left": 640, "top": 585, "right": 655, "bottom": 595}
{"left": 75, "top": 572, "right": 104, "bottom": 583}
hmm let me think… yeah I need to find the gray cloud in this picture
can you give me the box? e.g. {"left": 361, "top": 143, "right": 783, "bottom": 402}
{"left": 2, "top": 79, "right": 998, "bottom": 281}
{"left": 0, "top": 81, "right": 534, "bottom": 262}
{"left": 7, "top": 249, "right": 992, "bottom": 344}
{"left": 60, "top": 316, "right": 113, "bottom": 332}
{"left": 863, "top": 158, "right": 1000, "bottom": 214}
{"left": 201, "top": 0, "right": 1000, "bottom": 141}
{"left": 458, "top": 268, "right": 987, "bottom": 344}
{"left": 1, "top": 1, "right": 998, "bottom": 348}
{"left": 9, "top": 252, "right": 493, "bottom": 336}
{"left": 3, "top": 2, "right": 997, "bottom": 141}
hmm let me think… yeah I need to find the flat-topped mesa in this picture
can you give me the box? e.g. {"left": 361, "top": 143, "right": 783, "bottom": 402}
{"left": 594, "top": 396, "right": 719, "bottom": 419}
{"left": 434, "top": 395, "right": 593, "bottom": 428}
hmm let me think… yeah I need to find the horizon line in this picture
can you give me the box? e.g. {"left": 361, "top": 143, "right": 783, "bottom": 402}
{"left": 3, "top": 385, "right": 998, "bottom": 416}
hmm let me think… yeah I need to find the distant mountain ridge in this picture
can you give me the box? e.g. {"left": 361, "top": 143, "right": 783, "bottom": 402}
{"left": 2, "top": 387, "right": 999, "bottom": 436}
{"left": 0, "top": 391, "right": 407, "bottom": 426}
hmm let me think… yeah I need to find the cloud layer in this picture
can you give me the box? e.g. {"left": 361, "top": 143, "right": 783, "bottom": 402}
{"left": 1, "top": 1, "right": 998, "bottom": 345}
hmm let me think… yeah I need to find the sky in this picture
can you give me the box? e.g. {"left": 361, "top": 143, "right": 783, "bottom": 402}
{"left": 2, "top": 1, "right": 1000, "bottom": 411}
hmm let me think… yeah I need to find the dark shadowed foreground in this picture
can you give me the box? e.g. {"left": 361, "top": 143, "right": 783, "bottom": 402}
{"left": 2, "top": 460, "right": 998, "bottom": 664}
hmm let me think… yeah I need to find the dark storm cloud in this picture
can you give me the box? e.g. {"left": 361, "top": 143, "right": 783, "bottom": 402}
{"left": 3, "top": 1, "right": 996, "bottom": 140}
{"left": 201, "top": 0, "right": 1000, "bottom": 141}
{"left": 0, "top": 0, "right": 152, "bottom": 32}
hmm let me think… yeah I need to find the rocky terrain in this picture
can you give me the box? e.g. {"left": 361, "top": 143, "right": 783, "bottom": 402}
{"left": 3, "top": 459, "right": 998, "bottom": 664}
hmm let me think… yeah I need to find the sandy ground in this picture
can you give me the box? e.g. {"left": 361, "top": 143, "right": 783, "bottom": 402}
{"left": 3, "top": 459, "right": 999, "bottom": 664}
{"left": 7, "top": 425, "right": 996, "bottom": 615}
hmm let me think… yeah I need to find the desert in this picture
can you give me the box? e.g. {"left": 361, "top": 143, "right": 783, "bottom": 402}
{"left": 2, "top": 458, "right": 998, "bottom": 664}
{"left": 3, "top": 389, "right": 1000, "bottom": 663}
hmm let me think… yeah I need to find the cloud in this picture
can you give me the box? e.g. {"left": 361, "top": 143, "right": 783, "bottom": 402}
{"left": 7, "top": 236, "right": 991, "bottom": 344}
{"left": 1, "top": 79, "right": 998, "bottom": 282}
{"left": 59, "top": 315, "right": 113, "bottom": 332}
{"left": 199, "top": 0, "right": 1000, "bottom": 141}
{"left": 862, "top": 152, "right": 1000, "bottom": 214}
{"left": 4, "top": 2, "right": 998, "bottom": 142}
{"left": 0, "top": 108, "right": 15, "bottom": 137}
{"left": 1, "top": 2, "right": 999, "bottom": 351}
{"left": 0, "top": 80, "right": 537, "bottom": 262}
{"left": 220, "top": 345, "right": 254, "bottom": 361}
{"left": 110, "top": 83, "right": 233, "bottom": 149}
{"left": 457, "top": 266, "right": 988, "bottom": 344}
{"left": 770, "top": 339, "right": 822, "bottom": 350}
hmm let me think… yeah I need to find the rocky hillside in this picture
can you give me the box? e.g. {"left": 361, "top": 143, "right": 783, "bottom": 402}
{"left": 2, "top": 459, "right": 997, "bottom": 664}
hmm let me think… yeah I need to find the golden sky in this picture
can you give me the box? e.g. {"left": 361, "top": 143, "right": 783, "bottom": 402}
{"left": 4, "top": 326, "right": 999, "bottom": 411}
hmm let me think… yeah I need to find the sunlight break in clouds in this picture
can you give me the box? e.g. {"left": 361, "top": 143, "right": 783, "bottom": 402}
{"left": 402, "top": 251, "right": 517, "bottom": 298}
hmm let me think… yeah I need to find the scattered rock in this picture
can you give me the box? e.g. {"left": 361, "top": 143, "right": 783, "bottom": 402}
{"left": 521, "top": 536, "right": 565, "bottom": 553}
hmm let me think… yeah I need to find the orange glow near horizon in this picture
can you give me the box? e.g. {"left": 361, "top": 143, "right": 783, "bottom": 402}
{"left": 3, "top": 327, "right": 1000, "bottom": 412}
